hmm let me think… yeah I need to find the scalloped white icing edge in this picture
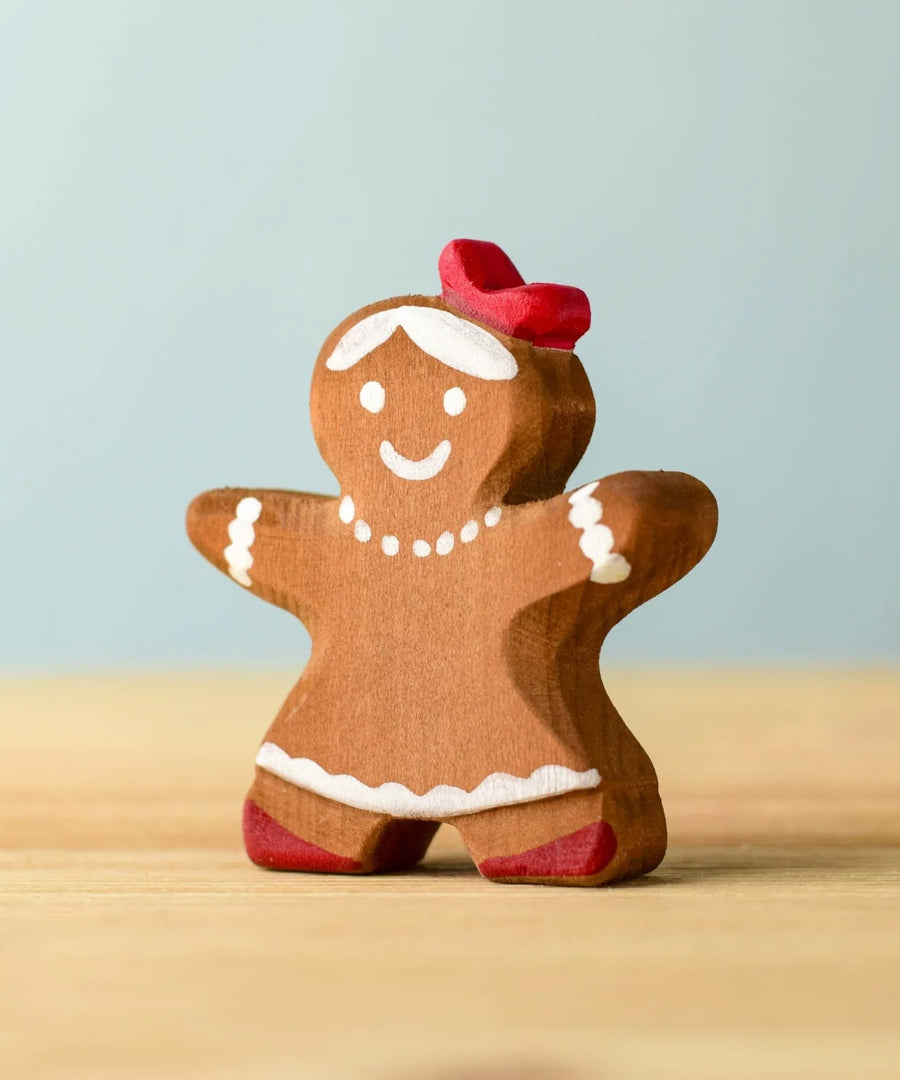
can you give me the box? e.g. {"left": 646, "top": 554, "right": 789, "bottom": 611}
{"left": 255, "top": 742, "right": 601, "bottom": 818}
{"left": 567, "top": 482, "right": 631, "bottom": 584}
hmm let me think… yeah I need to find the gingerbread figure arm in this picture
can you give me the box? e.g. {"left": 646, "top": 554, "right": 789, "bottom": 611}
{"left": 510, "top": 470, "right": 718, "bottom": 612}
{"left": 186, "top": 488, "right": 330, "bottom": 610}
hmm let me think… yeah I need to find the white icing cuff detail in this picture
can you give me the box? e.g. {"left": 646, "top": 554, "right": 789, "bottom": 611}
{"left": 223, "top": 544, "right": 252, "bottom": 571}
{"left": 227, "top": 519, "right": 254, "bottom": 546}
{"left": 568, "top": 483, "right": 631, "bottom": 584}
{"left": 255, "top": 743, "right": 601, "bottom": 818}
{"left": 236, "top": 497, "right": 262, "bottom": 523}
{"left": 225, "top": 496, "right": 260, "bottom": 588}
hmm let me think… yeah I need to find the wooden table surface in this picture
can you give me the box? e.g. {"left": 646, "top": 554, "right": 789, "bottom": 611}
{"left": 2, "top": 670, "right": 898, "bottom": 1080}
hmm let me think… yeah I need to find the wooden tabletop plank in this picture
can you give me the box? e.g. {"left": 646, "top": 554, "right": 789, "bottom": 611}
{"left": 1, "top": 670, "right": 898, "bottom": 1079}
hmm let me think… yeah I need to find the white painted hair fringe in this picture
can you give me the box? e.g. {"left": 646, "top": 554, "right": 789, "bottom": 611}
{"left": 324, "top": 305, "right": 518, "bottom": 381}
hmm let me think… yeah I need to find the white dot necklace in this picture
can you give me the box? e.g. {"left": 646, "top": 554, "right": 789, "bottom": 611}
{"left": 337, "top": 495, "right": 502, "bottom": 558}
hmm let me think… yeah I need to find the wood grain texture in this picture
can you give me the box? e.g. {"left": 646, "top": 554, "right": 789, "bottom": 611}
{"left": 1, "top": 670, "right": 898, "bottom": 1079}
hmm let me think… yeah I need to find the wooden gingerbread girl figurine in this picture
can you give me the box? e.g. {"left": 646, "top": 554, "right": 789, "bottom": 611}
{"left": 187, "top": 240, "right": 717, "bottom": 886}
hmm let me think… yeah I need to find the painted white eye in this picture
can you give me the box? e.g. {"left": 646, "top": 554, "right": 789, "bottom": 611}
{"left": 360, "top": 380, "right": 385, "bottom": 413}
{"left": 443, "top": 386, "right": 466, "bottom": 416}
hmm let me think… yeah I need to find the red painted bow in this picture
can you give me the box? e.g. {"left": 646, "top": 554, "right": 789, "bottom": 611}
{"left": 438, "top": 239, "right": 591, "bottom": 350}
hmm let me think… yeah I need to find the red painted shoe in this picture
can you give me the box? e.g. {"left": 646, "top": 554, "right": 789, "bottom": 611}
{"left": 478, "top": 821, "right": 617, "bottom": 882}
{"left": 243, "top": 800, "right": 362, "bottom": 873}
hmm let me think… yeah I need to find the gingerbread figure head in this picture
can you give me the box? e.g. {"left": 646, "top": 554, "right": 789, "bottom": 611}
{"left": 187, "top": 239, "right": 717, "bottom": 887}
{"left": 310, "top": 241, "right": 596, "bottom": 535}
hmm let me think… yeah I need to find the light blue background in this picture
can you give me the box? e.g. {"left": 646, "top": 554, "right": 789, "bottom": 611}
{"left": 2, "top": 0, "right": 898, "bottom": 668}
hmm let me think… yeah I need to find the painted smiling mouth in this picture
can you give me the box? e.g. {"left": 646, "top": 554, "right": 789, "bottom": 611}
{"left": 379, "top": 439, "right": 451, "bottom": 481}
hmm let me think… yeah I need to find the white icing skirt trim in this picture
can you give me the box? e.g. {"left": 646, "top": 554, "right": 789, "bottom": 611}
{"left": 255, "top": 742, "right": 601, "bottom": 819}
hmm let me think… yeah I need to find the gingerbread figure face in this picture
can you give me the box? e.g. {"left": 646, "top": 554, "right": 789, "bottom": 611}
{"left": 311, "top": 297, "right": 595, "bottom": 532}
{"left": 187, "top": 239, "right": 718, "bottom": 886}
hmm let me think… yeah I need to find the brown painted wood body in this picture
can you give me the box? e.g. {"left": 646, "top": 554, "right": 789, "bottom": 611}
{"left": 187, "top": 295, "right": 717, "bottom": 884}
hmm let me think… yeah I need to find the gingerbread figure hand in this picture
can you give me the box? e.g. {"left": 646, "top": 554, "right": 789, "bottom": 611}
{"left": 187, "top": 489, "right": 332, "bottom": 615}
{"left": 506, "top": 470, "right": 716, "bottom": 614}
{"left": 187, "top": 239, "right": 717, "bottom": 886}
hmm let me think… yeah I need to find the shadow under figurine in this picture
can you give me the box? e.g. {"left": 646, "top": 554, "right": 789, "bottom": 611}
{"left": 187, "top": 239, "right": 717, "bottom": 886}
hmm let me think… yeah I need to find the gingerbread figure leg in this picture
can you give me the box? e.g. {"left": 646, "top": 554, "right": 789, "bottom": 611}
{"left": 245, "top": 768, "right": 439, "bottom": 874}
{"left": 453, "top": 785, "right": 667, "bottom": 887}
